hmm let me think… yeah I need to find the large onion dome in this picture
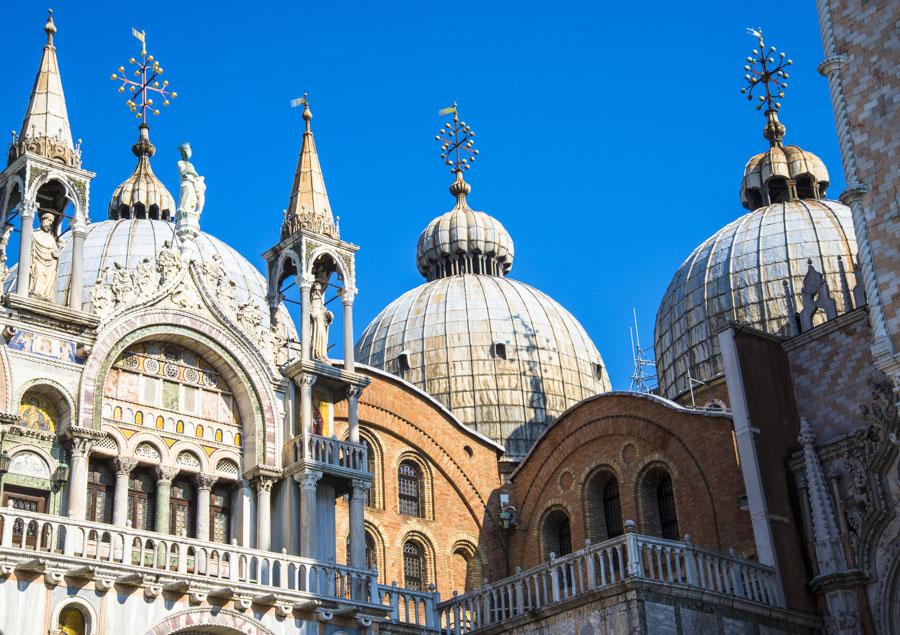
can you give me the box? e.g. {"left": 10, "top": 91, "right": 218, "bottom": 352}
{"left": 357, "top": 164, "right": 609, "bottom": 460}
{"left": 654, "top": 109, "right": 859, "bottom": 400}
{"left": 108, "top": 124, "right": 176, "bottom": 220}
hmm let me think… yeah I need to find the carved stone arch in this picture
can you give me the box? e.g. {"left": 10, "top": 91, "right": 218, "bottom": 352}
{"left": 270, "top": 249, "right": 301, "bottom": 302}
{"left": 582, "top": 463, "right": 624, "bottom": 542}
{"left": 209, "top": 448, "right": 244, "bottom": 478}
{"left": 142, "top": 607, "right": 273, "bottom": 635}
{"left": 307, "top": 245, "right": 352, "bottom": 288}
{"left": 7, "top": 444, "right": 55, "bottom": 479}
{"left": 78, "top": 314, "right": 279, "bottom": 469}
{"left": 1, "top": 173, "right": 26, "bottom": 220}
{"left": 449, "top": 535, "right": 484, "bottom": 593}
{"left": 26, "top": 169, "right": 85, "bottom": 223}
{"left": 400, "top": 528, "right": 438, "bottom": 588}
{"left": 127, "top": 432, "right": 171, "bottom": 465}
{"left": 393, "top": 450, "right": 434, "bottom": 520}
{"left": 16, "top": 377, "right": 76, "bottom": 435}
{"left": 169, "top": 441, "right": 210, "bottom": 473}
{"left": 633, "top": 459, "right": 680, "bottom": 539}
{"left": 49, "top": 596, "right": 100, "bottom": 635}
{"left": 537, "top": 502, "right": 575, "bottom": 560}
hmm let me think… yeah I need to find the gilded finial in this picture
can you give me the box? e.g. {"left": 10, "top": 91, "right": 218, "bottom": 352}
{"left": 436, "top": 102, "right": 479, "bottom": 175}
{"left": 110, "top": 28, "right": 177, "bottom": 126}
{"left": 740, "top": 28, "right": 792, "bottom": 147}
{"left": 44, "top": 9, "right": 56, "bottom": 45}
{"left": 291, "top": 93, "right": 312, "bottom": 132}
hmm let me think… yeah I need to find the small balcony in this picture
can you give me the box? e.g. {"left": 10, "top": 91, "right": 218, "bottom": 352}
{"left": 288, "top": 433, "right": 370, "bottom": 488}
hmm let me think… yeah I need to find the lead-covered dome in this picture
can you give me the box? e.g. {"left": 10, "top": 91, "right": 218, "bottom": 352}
{"left": 358, "top": 160, "right": 609, "bottom": 459}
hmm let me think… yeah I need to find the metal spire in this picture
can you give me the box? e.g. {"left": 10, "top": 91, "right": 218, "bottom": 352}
{"left": 629, "top": 309, "right": 657, "bottom": 394}
{"left": 741, "top": 28, "right": 793, "bottom": 147}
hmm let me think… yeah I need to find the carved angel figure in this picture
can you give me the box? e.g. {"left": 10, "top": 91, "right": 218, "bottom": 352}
{"left": 110, "top": 262, "right": 136, "bottom": 304}
{"left": 29, "top": 213, "right": 59, "bottom": 301}
{"left": 134, "top": 257, "right": 157, "bottom": 297}
{"left": 309, "top": 280, "right": 333, "bottom": 361}
{"left": 157, "top": 240, "right": 183, "bottom": 286}
{"left": 176, "top": 143, "right": 206, "bottom": 218}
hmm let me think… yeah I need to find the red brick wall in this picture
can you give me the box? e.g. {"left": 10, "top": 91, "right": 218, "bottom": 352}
{"left": 333, "top": 368, "right": 503, "bottom": 595}
{"left": 507, "top": 393, "right": 755, "bottom": 571}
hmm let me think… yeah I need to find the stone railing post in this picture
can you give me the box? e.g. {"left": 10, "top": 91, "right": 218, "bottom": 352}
{"left": 682, "top": 533, "right": 698, "bottom": 587}
{"left": 549, "top": 553, "right": 561, "bottom": 602}
{"left": 584, "top": 539, "right": 596, "bottom": 589}
{"left": 729, "top": 548, "right": 745, "bottom": 598}
{"left": 623, "top": 520, "right": 643, "bottom": 578}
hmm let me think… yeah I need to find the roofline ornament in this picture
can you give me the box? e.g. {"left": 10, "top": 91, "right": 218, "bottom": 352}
{"left": 741, "top": 28, "right": 792, "bottom": 147}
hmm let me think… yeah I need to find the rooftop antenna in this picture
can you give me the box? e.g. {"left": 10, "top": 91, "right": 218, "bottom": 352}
{"left": 629, "top": 308, "right": 657, "bottom": 394}
{"left": 688, "top": 375, "right": 707, "bottom": 408}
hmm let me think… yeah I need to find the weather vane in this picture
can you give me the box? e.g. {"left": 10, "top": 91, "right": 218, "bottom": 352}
{"left": 111, "top": 28, "right": 177, "bottom": 124}
{"left": 436, "top": 103, "right": 479, "bottom": 174}
{"left": 741, "top": 28, "right": 792, "bottom": 112}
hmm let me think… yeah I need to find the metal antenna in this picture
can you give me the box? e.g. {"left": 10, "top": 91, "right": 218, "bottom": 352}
{"left": 629, "top": 308, "right": 657, "bottom": 394}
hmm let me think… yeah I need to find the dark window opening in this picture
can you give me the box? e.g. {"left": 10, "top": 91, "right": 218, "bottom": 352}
{"left": 602, "top": 479, "right": 623, "bottom": 538}
{"left": 398, "top": 461, "right": 423, "bottom": 517}
{"left": 657, "top": 475, "right": 679, "bottom": 540}
{"left": 767, "top": 177, "right": 790, "bottom": 204}
{"left": 397, "top": 352, "right": 411, "bottom": 372}
{"left": 403, "top": 541, "right": 425, "bottom": 590}
{"left": 492, "top": 342, "right": 507, "bottom": 360}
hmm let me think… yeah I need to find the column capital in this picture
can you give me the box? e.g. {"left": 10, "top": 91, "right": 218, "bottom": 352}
{"left": 18, "top": 199, "right": 37, "bottom": 219}
{"left": 351, "top": 478, "right": 371, "bottom": 493}
{"left": 114, "top": 457, "right": 139, "bottom": 475}
{"left": 341, "top": 286, "right": 357, "bottom": 305}
{"left": 253, "top": 475, "right": 277, "bottom": 493}
{"left": 817, "top": 53, "right": 848, "bottom": 76}
{"left": 299, "top": 272, "right": 316, "bottom": 289}
{"left": 156, "top": 465, "right": 180, "bottom": 483}
{"left": 295, "top": 373, "right": 317, "bottom": 389}
{"left": 68, "top": 436, "right": 94, "bottom": 458}
{"left": 294, "top": 470, "right": 322, "bottom": 490}
{"left": 346, "top": 385, "right": 363, "bottom": 400}
{"left": 839, "top": 183, "right": 869, "bottom": 206}
{"left": 71, "top": 214, "right": 88, "bottom": 235}
{"left": 195, "top": 473, "right": 218, "bottom": 490}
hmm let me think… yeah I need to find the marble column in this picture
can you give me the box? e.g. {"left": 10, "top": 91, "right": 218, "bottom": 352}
{"left": 113, "top": 457, "right": 138, "bottom": 527}
{"left": 154, "top": 466, "right": 179, "bottom": 534}
{"left": 296, "top": 470, "right": 322, "bottom": 559}
{"left": 68, "top": 216, "right": 86, "bottom": 310}
{"left": 196, "top": 473, "right": 217, "bottom": 542}
{"left": 66, "top": 436, "right": 93, "bottom": 521}
{"left": 347, "top": 386, "right": 362, "bottom": 444}
{"left": 15, "top": 200, "right": 36, "bottom": 297}
{"left": 298, "top": 373, "right": 316, "bottom": 437}
{"left": 299, "top": 272, "right": 314, "bottom": 361}
{"left": 349, "top": 478, "right": 370, "bottom": 571}
{"left": 342, "top": 286, "right": 356, "bottom": 372}
{"left": 254, "top": 476, "right": 275, "bottom": 551}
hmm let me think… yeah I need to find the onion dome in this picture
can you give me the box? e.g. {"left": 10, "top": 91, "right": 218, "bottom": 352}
{"left": 358, "top": 107, "right": 610, "bottom": 459}
{"left": 109, "top": 124, "right": 176, "bottom": 220}
{"left": 653, "top": 32, "right": 859, "bottom": 401}
{"left": 416, "top": 172, "right": 515, "bottom": 279}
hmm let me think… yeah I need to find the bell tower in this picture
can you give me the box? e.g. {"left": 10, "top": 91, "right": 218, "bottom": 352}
{"left": 0, "top": 10, "right": 95, "bottom": 312}
{"left": 263, "top": 96, "right": 371, "bottom": 569}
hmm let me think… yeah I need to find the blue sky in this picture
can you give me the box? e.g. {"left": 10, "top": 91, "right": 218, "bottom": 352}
{"left": 1, "top": 1, "right": 843, "bottom": 389}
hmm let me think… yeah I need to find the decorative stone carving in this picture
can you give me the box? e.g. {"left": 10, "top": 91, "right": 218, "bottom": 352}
{"left": 8, "top": 451, "right": 51, "bottom": 479}
{"left": 156, "top": 240, "right": 183, "bottom": 286}
{"left": 110, "top": 262, "right": 137, "bottom": 305}
{"left": 0, "top": 223, "right": 13, "bottom": 281}
{"left": 309, "top": 280, "right": 333, "bottom": 361}
{"left": 176, "top": 451, "right": 201, "bottom": 469}
{"left": 176, "top": 143, "right": 206, "bottom": 220}
{"left": 29, "top": 212, "right": 59, "bottom": 301}
{"left": 134, "top": 442, "right": 161, "bottom": 461}
{"left": 799, "top": 259, "right": 838, "bottom": 331}
{"left": 114, "top": 457, "right": 139, "bottom": 475}
{"left": 156, "top": 465, "right": 180, "bottom": 482}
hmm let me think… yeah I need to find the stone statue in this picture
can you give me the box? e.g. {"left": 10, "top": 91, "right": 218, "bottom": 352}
{"left": 237, "top": 300, "right": 262, "bottom": 339}
{"left": 176, "top": 143, "right": 206, "bottom": 218}
{"left": 309, "top": 280, "right": 333, "bottom": 361}
{"left": 0, "top": 223, "right": 13, "bottom": 278}
{"left": 29, "top": 212, "right": 59, "bottom": 300}
{"left": 156, "top": 240, "right": 183, "bottom": 285}
{"left": 134, "top": 257, "right": 157, "bottom": 297}
{"left": 110, "top": 261, "right": 136, "bottom": 304}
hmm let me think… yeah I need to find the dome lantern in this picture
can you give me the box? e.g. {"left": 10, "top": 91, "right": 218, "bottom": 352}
{"left": 738, "top": 30, "right": 829, "bottom": 211}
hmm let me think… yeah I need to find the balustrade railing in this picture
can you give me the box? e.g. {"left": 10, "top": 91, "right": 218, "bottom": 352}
{"left": 0, "top": 506, "right": 374, "bottom": 603}
{"left": 437, "top": 530, "right": 782, "bottom": 634}
{"left": 372, "top": 581, "right": 439, "bottom": 629}
{"left": 293, "top": 433, "right": 368, "bottom": 473}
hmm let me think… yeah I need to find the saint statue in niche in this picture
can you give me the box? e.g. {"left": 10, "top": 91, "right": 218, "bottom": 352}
{"left": 29, "top": 212, "right": 59, "bottom": 301}
{"left": 176, "top": 143, "right": 206, "bottom": 218}
{"left": 309, "top": 280, "right": 333, "bottom": 361}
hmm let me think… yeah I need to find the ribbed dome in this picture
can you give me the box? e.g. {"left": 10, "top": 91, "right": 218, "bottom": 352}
{"left": 4, "top": 219, "right": 295, "bottom": 335}
{"left": 416, "top": 172, "right": 514, "bottom": 280}
{"left": 741, "top": 144, "right": 829, "bottom": 211}
{"left": 654, "top": 199, "right": 858, "bottom": 400}
{"left": 356, "top": 275, "right": 610, "bottom": 459}
{"left": 108, "top": 125, "right": 176, "bottom": 221}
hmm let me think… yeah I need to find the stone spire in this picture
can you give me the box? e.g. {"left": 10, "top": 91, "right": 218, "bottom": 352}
{"left": 8, "top": 10, "right": 80, "bottom": 168}
{"left": 799, "top": 418, "right": 847, "bottom": 575}
{"left": 281, "top": 97, "right": 338, "bottom": 241}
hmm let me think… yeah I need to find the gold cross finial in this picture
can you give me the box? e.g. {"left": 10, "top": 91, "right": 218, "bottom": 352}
{"left": 740, "top": 29, "right": 792, "bottom": 146}
{"left": 110, "top": 29, "right": 177, "bottom": 124}
{"left": 435, "top": 102, "right": 479, "bottom": 174}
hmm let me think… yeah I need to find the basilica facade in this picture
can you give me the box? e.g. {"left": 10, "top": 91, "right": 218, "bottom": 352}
{"left": 0, "top": 3, "right": 896, "bottom": 635}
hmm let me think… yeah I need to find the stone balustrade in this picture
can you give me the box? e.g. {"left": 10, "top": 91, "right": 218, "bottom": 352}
{"left": 0, "top": 505, "right": 383, "bottom": 616}
{"left": 436, "top": 530, "right": 783, "bottom": 634}
{"left": 292, "top": 433, "right": 368, "bottom": 475}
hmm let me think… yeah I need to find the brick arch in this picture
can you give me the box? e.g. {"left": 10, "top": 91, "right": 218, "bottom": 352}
{"left": 142, "top": 608, "right": 272, "bottom": 635}
{"left": 77, "top": 311, "right": 279, "bottom": 469}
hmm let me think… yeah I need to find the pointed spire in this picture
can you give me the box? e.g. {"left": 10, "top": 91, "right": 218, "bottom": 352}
{"left": 281, "top": 95, "right": 338, "bottom": 241}
{"left": 9, "top": 9, "right": 79, "bottom": 168}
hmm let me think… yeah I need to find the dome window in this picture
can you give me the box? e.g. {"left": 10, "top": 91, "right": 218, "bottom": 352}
{"left": 491, "top": 342, "right": 508, "bottom": 360}
{"left": 397, "top": 352, "right": 411, "bottom": 373}
{"left": 796, "top": 175, "right": 816, "bottom": 199}
{"left": 766, "top": 177, "right": 790, "bottom": 204}
{"left": 593, "top": 362, "right": 605, "bottom": 381}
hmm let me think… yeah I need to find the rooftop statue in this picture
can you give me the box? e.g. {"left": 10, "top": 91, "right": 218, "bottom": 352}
{"left": 310, "top": 280, "right": 333, "bottom": 361}
{"left": 29, "top": 212, "right": 59, "bottom": 301}
{"left": 176, "top": 142, "right": 205, "bottom": 219}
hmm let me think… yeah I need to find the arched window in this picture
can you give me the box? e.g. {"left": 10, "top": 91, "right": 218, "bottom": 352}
{"left": 210, "top": 485, "right": 231, "bottom": 543}
{"left": 345, "top": 530, "right": 378, "bottom": 571}
{"left": 170, "top": 478, "right": 196, "bottom": 537}
{"left": 541, "top": 509, "right": 572, "bottom": 560}
{"left": 128, "top": 469, "right": 156, "bottom": 531}
{"left": 452, "top": 543, "right": 481, "bottom": 593}
{"left": 403, "top": 541, "right": 426, "bottom": 590}
{"left": 639, "top": 465, "right": 680, "bottom": 540}
{"left": 362, "top": 438, "right": 375, "bottom": 507}
{"left": 58, "top": 604, "right": 86, "bottom": 635}
{"left": 155, "top": 415, "right": 164, "bottom": 429}
{"left": 585, "top": 470, "right": 623, "bottom": 541}
{"left": 87, "top": 461, "right": 114, "bottom": 524}
{"left": 398, "top": 461, "right": 423, "bottom": 517}
{"left": 134, "top": 411, "right": 143, "bottom": 425}
{"left": 657, "top": 474, "right": 679, "bottom": 539}
{"left": 602, "top": 479, "right": 623, "bottom": 538}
